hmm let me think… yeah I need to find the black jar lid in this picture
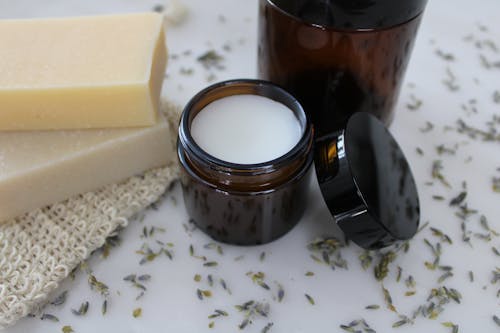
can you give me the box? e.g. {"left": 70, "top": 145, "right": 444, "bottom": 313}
{"left": 268, "top": 0, "right": 428, "bottom": 30}
{"left": 314, "top": 112, "right": 420, "bottom": 249}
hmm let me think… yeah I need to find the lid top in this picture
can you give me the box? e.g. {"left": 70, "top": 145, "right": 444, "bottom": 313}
{"left": 345, "top": 112, "right": 420, "bottom": 240}
{"left": 314, "top": 112, "right": 420, "bottom": 249}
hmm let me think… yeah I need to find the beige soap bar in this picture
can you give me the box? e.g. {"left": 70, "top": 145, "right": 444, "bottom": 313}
{"left": 0, "top": 113, "right": 173, "bottom": 222}
{"left": 0, "top": 13, "right": 167, "bottom": 130}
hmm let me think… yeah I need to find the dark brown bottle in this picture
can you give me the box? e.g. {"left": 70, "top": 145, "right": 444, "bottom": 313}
{"left": 258, "top": 0, "right": 428, "bottom": 136}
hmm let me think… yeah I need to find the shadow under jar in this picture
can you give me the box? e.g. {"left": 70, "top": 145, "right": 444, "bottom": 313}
{"left": 258, "top": 0, "right": 428, "bottom": 135}
{"left": 177, "top": 80, "right": 314, "bottom": 245}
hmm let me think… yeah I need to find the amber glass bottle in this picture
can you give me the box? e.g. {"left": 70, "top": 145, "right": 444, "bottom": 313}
{"left": 258, "top": 0, "right": 428, "bottom": 135}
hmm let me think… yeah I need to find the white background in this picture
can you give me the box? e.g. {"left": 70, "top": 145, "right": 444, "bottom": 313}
{"left": 1, "top": 0, "right": 500, "bottom": 332}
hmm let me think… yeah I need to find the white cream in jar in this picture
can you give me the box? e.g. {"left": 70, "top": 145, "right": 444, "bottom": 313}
{"left": 190, "top": 94, "right": 302, "bottom": 164}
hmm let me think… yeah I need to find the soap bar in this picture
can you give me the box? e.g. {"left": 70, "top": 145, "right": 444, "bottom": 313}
{"left": 0, "top": 13, "right": 167, "bottom": 130}
{"left": 0, "top": 113, "right": 173, "bottom": 222}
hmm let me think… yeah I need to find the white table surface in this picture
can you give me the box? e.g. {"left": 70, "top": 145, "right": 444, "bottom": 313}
{"left": 1, "top": 0, "right": 500, "bottom": 332}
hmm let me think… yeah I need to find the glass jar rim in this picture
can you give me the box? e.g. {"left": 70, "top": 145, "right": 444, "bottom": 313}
{"left": 178, "top": 79, "right": 313, "bottom": 176}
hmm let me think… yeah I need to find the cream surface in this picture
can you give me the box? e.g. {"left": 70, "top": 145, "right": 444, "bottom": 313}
{"left": 191, "top": 94, "right": 302, "bottom": 164}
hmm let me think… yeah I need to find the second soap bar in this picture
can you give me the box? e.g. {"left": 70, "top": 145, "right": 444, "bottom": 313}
{"left": 0, "top": 13, "right": 167, "bottom": 130}
{"left": 0, "top": 111, "right": 174, "bottom": 223}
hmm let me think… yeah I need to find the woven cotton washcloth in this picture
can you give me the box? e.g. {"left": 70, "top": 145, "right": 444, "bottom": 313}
{"left": 0, "top": 100, "right": 181, "bottom": 329}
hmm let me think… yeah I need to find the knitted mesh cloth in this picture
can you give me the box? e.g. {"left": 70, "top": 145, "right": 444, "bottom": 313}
{"left": 0, "top": 100, "right": 181, "bottom": 329}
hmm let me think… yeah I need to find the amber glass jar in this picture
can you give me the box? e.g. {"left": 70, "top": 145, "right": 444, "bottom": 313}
{"left": 258, "top": 0, "right": 427, "bottom": 135}
{"left": 177, "top": 79, "right": 313, "bottom": 245}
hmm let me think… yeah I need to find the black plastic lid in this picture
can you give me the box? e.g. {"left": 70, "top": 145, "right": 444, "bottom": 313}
{"left": 269, "top": 0, "right": 428, "bottom": 30}
{"left": 314, "top": 112, "right": 420, "bottom": 249}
